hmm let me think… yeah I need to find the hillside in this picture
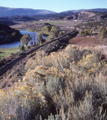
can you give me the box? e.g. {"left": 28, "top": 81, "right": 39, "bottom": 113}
{"left": 62, "top": 8, "right": 107, "bottom": 13}
{"left": 0, "top": 22, "right": 22, "bottom": 44}
{"left": 55, "top": 11, "right": 107, "bottom": 21}
{"left": 1, "top": 7, "right": 107, "bottom": 23}
{"left": 0, "top": 6, "right": 56, "bottom": 17}
{"left": 1, "top": 20, "right": 107, "bottom": 119}
{"left": 0, "top": 11, "right": 75, "bottom": 23}
{"left": 0, "top": 42, "right": 107, "bottom": 119}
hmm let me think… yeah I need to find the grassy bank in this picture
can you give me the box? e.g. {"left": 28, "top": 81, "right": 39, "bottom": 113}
{"left": 0, "top": 47, "right": 20, "bottom": 58}
{"left": 33, "top": 21, "right": 68, "bottom": 25}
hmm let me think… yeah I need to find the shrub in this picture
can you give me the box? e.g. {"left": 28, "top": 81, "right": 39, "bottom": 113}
{"left": 79, "top": 29, "right": 92, "bottom": 36}
{"left": 42, "top": 25, "right": 52, "bottom": 32}
{"left": 50, "top": 26, "right": 60, "bottom": 37}
{"left": 1, "top": 44, "right": 107, "bottom": 119}
{"left": 20, "top": 45, "right": 25, "bottom": 51}
{"left": 37, "top": 33, "right": 46, "bottom": 45}
{"left": 11, "top": 32, "right": 16, "bottom": 36}
{"left": 20, "top": 34, "right": 31, "bottom": 46}
{"left": 26, "top": 45, "right": 31, "bottom": 49}
{"left": 99, "top": 26, "right": 107, "bottom": 38}
{"left": 79, "top": 30, "right": 84, "bottom": 36}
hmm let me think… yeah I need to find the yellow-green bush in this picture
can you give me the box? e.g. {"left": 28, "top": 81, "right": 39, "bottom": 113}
{"left": 42, "top": 25, "right": 52, "bottom": 32}
{"left": 50, "top": 26, "right": 60, "bottom": 37}
{"left": 99, "top": 26, "right": 107, "bottom": 38}
{"left": 37, "top": 33, "right": 46, "bottom": 45}
{"left": 1, "top": 44, "right": 107, "bottom": 119}
{"left": 79, "top": 29, "right": 92, "bottom": 36}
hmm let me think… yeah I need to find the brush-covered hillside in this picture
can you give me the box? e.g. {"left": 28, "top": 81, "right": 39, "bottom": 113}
{"left": 0, "top": 43, "right": 107, "bottom": 119}
{"left": 0, "top": 22, "right": 22, "bottom": 44}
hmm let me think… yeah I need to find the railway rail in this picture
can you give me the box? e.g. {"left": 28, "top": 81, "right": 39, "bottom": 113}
{"left": 0, "top": 30, "right": 77, "bottom": 76}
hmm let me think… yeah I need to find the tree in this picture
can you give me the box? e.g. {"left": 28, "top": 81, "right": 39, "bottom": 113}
{"left": 99, "top": 27, "right": 107, "bottom": 38}
{"left": 20, "top": 34, "right": 31, "bottom": 46}
{"left": 33, "top": 33, "right": 36, "bottom": 45}
{"left": 79, "top": 29, "right": 92, "bottom": 36}
{"left": 85, "top": 29, "right": 92, "bottom": 36}
{"left": 79, "top": 30, "right": 85, "bottom": 36}
{"left": 42, "top": 25, "right": 52, "bottom": 32}
{"left": 37, "top": 33, "right": 45, "bottom": 45}
{"left": 50, "top": 26, "right": 60, "bottom": 37}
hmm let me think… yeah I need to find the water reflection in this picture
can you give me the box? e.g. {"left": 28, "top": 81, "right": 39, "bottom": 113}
{"left": 0, "top": 29, "right": 39, "bottom": 49}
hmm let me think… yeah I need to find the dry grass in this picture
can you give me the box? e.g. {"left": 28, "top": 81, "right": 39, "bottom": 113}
{"left": 0, "top": 44, "right": 107, "bottom": 119}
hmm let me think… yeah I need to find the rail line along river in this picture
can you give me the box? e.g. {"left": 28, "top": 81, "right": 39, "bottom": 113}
{"left": 0, "top": 29, "right": 39, "bottom": 49}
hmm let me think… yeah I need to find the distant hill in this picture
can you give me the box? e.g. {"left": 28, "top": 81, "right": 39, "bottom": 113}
{"left": 1, "top": 7, "right": 107, "bottom": 23}
{"left": 0, "top": 11, "right": 75, "bottom": 23}
{"left": 60, "top": 11, "right": 107, "bottom": 22}
{"left": 0, "top": 6, "right": 56, "bottom": 17}
{"left": 88, "top": 8, "right": 107, "bottom": 12}
{"left": 62, "top": 8, "right": 107, "bottom": 13}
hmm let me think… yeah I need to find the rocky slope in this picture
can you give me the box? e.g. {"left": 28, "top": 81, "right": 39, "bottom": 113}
{"left": 59, "top": 11, "right": 107, "bottom": 22}
{"left": 0, "top": 23, "right": 22, "bottom": 44}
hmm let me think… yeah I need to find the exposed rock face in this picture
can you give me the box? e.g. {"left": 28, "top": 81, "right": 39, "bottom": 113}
{"left": 0, "top": 23, "right": 22, "bottom": 44}
{"left": 64, "top": 15, "right": 78, "bottom": 20}
{"left": 52, "top": 11, "right": 107, "bottom": 22}
{"left": 76, "top": 11, "right": 106, "bottom": 22}
{"left": 78, "top": 11, "right": 96, "bottom": 20}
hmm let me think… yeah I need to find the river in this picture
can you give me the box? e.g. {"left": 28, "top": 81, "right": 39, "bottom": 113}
{"left": 0, "top": 30, "right": 39, "bottom": 49}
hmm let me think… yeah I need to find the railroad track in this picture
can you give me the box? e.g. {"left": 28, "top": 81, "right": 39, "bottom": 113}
{"left": 0, "top": 30, "right": 77, "bottom": 76}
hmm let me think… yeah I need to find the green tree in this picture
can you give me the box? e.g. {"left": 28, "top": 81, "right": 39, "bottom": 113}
{"left": 37, "top": 33, "right": 45, "bottom": 45}
{"left": 20, "top": 34, "right": 31, "bottom": 46}
{"left": 51, "top": 26, "right": 60, "bottom": 37}
{"left": 42, "top": 25, "right": 52, "bottom": 32}
{"left": 99, "top": 27, "right": 107, "bottom": 38}
{"left": 20, "top": 45, "right": 25, "bottom": 51}
{"left": 79, "top": 30, "right": 84, "bottom": 36}
{"left": 85, "top": 29, "right": 92, "bottom": 36}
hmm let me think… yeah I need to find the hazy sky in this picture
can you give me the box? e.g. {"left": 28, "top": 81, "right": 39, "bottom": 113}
{"left": 0, "top": 0, "right": 107, "bottom": 12}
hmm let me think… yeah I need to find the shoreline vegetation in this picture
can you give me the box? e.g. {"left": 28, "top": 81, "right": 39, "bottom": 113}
{"left": 0, "top": 47, "right": 20, "bottom": 58}
{"left": 0, "top": 24, "right": 65, "bottom": 59}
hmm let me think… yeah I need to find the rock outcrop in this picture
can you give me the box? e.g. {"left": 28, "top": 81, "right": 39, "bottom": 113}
{"left": 52, "top": 11, "right": 107, "bottom": 22}
{"left": 78, "top": 11, "right": 96, "bottom": 20}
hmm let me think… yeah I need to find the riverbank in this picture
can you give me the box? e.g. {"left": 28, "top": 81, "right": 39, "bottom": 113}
{"left": 0, "top": 29, "right": 39, "bottom": 49}
{"left": 0, "top": 45, "right": 35, "bottom": 67}
{"left": 0, "top": 47, "right": 20, "bottom": 58}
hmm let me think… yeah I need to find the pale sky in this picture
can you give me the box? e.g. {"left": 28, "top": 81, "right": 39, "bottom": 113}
{"left": 0, "top": 0, "right": 107, "bottom": 12}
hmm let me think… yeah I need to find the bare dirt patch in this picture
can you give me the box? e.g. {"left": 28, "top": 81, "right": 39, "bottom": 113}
{"left": 69, "top": 36, "right": 106, "bottom": 47}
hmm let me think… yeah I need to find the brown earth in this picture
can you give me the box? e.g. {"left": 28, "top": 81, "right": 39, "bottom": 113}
{"left": 68, "top": 36, "right": 107, "bottom": 47}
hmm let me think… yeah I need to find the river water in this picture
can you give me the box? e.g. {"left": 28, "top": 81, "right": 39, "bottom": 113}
{"left": 0, "top": 30, "right": 39, "bottom": 49}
